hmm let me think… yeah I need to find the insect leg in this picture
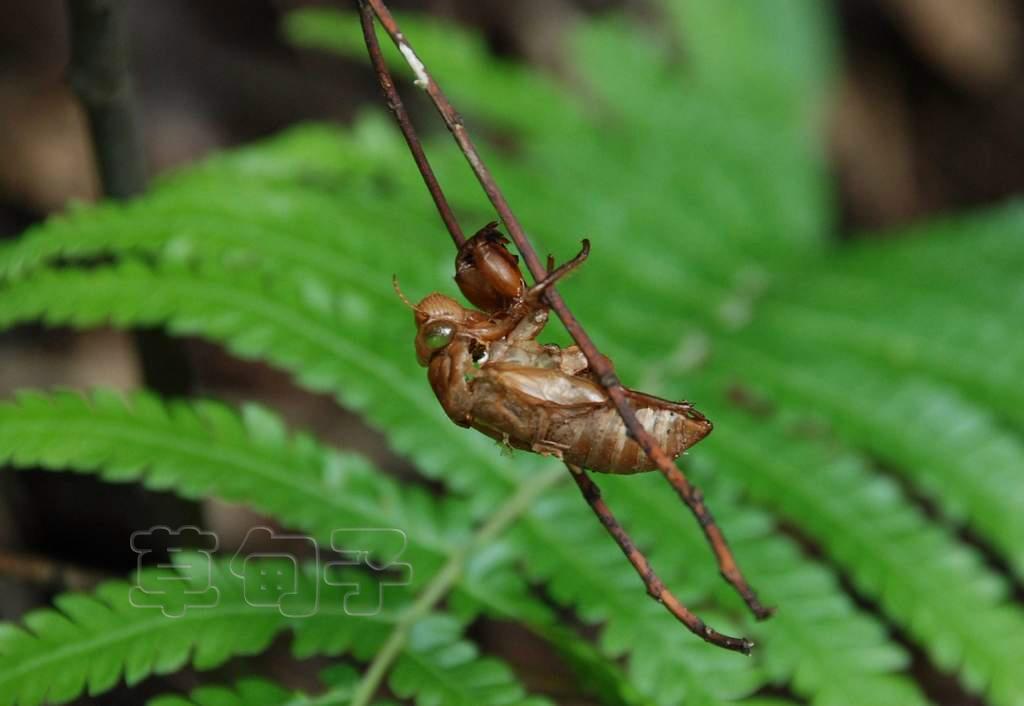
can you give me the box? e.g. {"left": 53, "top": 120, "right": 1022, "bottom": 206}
{"left": 524, "top": 239, "right": 590, "bottom": 301}
{"left": 565, "top": 463, "right": 754, "bottom": 654}
{"left": 505, "top": 306, "right": 549, "bottom": 342}
{"left": 502, "top": 242, "right": 590, "bottom": 343}
{"left": 427, "top": 340, "right": 476, "bottom": 427}
{"left": 529, "top": 412, "right": 570, "bottom": 459}
{"left": 557, "top": 346, "right": 588, "bottom": 375}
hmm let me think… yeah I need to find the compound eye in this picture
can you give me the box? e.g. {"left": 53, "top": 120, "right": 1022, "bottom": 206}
{"left": 424, "top": 325, "right": 455, "bottom": 351}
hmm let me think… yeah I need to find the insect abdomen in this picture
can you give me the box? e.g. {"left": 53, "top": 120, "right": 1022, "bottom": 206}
{"left": 560, "top": 404, "right": 712, "bottom": 474}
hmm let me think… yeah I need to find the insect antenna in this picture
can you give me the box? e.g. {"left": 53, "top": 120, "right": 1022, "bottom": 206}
{"left": 392, "top": 275, "right": 420, "bottom": 312}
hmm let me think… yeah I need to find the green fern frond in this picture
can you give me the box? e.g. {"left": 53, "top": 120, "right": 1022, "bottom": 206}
{"left": 0, "top": 558, "right": 542, "bottom": 706}
{"left": 515, "top": 488, "right": 765, "bottom": 706}
{"left": 3, "top": 136, "right": 1007, "bottom": 701}
{"left": 714, "top": 216, "right": 1024, "bottom": 431}
{"left": 150, "top": 631, "right": 550, "bottom": 706}
{"left": 0, "top": 386, "right": 844, "bottom": 704}
{"left": 153, "top": 618, "right": 552, "bottom": 706}
{"left": 0, "top": 389, "right": 562, "bottom": 630}
{"left": 662, "top": 0, "right": 834, "bottom": 102}
{"left": 596, "top": 245, "right": 1024, "bottom": 705}
{"left": 711, "top": 348, "right": 1024, "bottom": 578}
{"left": 558, "top": 224, "right": 1024, "bottom": 706}
{"left": 827, "top": 203, "right": 1024, "bottom": 305}
{"left": 148, "top": 666, "right": 377, "bottom": 706}
{"left": 519, "top": 464, "right": 926, "bottom": 705}
{"left": 0, "top": 257, "right": 534, "bottom": 516}
{"left": 535, "top": 625, "right": 662, "bottom": 706}
{"left": 0, "top": 123, "right": 415, "bottom": 286}
{"left": 0, "top": 377, "right": 922, "bottom": 702}
{"left": 0, "top": 562, "right": 289, "bottom": 706}
{"left": 599, "top": 471, "right": 927, "bottom": 706}
{"left": 0, "top": 125, "right": 941, "bottom": 704}
{"left": 752, "top": 295, "right": 1024, "bottom": 430}
{"left": 0, "top": 263, "right": 927, "bottom": 704}
{"left": 385, "top": 614, "right": 553, "bottom": 706}
{"left": 0, "top": 390, "right": 572, "bottom": 705}
{"left": 693, "top": 398, "right": 1024, "bottom": 706}
{"left": 0, "top": 388, "right": 453, "bottom": 576}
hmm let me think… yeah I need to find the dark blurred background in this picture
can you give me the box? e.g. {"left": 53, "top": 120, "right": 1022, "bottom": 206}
{"left": 0, "top": 1, "right": 1021, "bottom": 704}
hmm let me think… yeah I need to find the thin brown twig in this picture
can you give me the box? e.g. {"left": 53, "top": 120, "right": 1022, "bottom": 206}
{"left": 357, "top": 1, "right": 464, "bottom": 247}
{"left": 0, "top": 549, "right": 107, "bottom": 592}
{"left": 565, "top": 464, "right": 753, "bottom": 653}
{"left": 358, "top": 0, "right": 771, "bottom": 651}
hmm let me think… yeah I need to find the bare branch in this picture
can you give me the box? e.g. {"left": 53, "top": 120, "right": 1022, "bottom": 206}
{"left": 358, "top": 1, "right": 465, "bottom": 247}
{"left": 0, "top": 549, "right": 106, "bottom": 592}
{"left": 66, "top": 0, "right": 146, "bottom": 199}
{"left": 566, "top": 464, "right": 754, "bottom": 654}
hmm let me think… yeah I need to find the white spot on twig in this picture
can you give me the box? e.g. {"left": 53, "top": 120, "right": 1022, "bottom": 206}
{"left": 399, "top": 42, "right": 429, "bottom": 89}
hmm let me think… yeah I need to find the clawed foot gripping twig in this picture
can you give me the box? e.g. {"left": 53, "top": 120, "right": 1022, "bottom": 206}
{"left": 357, "top": 0, "right": 770, "bottom": 654}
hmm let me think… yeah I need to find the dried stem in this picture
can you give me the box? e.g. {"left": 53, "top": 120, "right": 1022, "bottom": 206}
{"left": 566, "top": 464, "right": 752, "bottom": 653}
{"left": 0, "top": 549, "right": 106, "bottom": 592}
{"left": 67, "top": 0, "right": 146, "bottom": 199}
{"left": 357, "top": 1, "right": 464, "bottom": 247}
{"left": 358, "top": 0, "right": 771, "bottom": 649}
{"left": 68, "top": 0, "right": 195, "bottom": 395}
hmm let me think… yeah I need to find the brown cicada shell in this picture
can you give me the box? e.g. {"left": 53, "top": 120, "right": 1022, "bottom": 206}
{"left": 363, "top": 2, "right": 766, "bottom": 651}
{"left": 401, "top": 226, "right": 711, "bottom": 474}
{"left": 454, "top": 222, "right": 524, "bottom": 314}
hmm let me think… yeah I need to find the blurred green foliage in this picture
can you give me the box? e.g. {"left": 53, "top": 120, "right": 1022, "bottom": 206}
{"left": 0, "top": 1, "right": 1022, "bottom": 704}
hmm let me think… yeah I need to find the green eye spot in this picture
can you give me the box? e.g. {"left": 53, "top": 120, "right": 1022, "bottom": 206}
{"left": 424, "top": 325, "right": 454, "bottom": 350}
